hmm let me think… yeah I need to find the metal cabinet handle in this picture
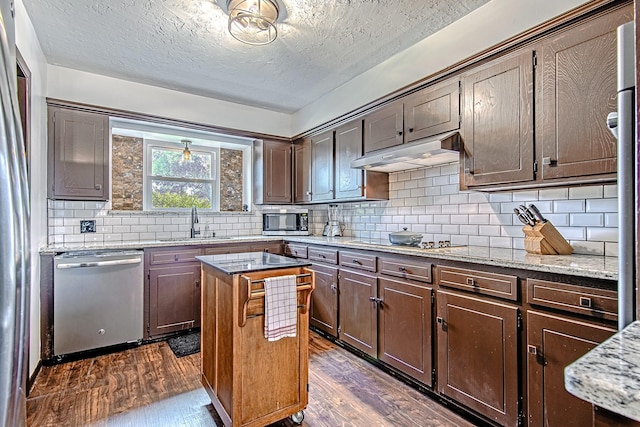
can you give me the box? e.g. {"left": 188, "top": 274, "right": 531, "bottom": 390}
{"left": 397, "top": 131, "right": 403, "bottom": 136}
{"left": 436, "top": 317, "right": 443, "bottom": 324}
{"left": 195, "top": 280, "right": 200, "bottom": 288}
{"left": 579, "top": 297, "right": 592, "bottom": 308}
{"left": 527, "top": 345, "right": 538, "bottom": 355}
{"left": 174, "top": 255, "right": 179, "bottom": 261}
{"left": 352, "top": 258, "right": 361, "bottom": 264}
{"left": 408, "top": 128, "right": 414, "bottom": 133}
{"left": 95, "top": 184, "right": 102, "bottom": 190}
{"left": 319, "top": 254, "right": 326, "bottom": 258}
{"left": 306, "top": 191, "right": 311, "bottom": 195}
{"left": 466, "top": 277, "right": 476, "bottom": 287}
{"left": 464, "top": 168, "right": 475, "bottom": 175}
{"left": 398, "top": 266, "right": 407, "bottom": 272}
{"left": 330, "top": 284, "right": 337, "bottom": 293}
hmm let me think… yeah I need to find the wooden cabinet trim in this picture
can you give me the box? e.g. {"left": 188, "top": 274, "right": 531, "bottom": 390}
{"left": 527, "top": 278, "right": 617, "bottom": 321}
{"left": 437, "top": 265, "right": 518, "bottom": 301}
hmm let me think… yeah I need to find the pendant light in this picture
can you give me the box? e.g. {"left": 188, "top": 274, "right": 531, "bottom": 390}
{"left": 227, "top": 0, "right": 279, "bottom": 46}
{"left": 182, "top": 139, "right": 192, "bottom": 162}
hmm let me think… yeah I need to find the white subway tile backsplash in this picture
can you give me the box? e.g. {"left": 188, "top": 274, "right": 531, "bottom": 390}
{"left": 458, "top": 204, "right": 479, "bottom": 214}
{"left": 556, "top": 226, "right": 586, "bottom": 240}
{"left": 449, "top": 194, "right": 469, "bottom": 205}
{"left": 441, "top": 205, "right": 459, "bottom": 214}
{"left": 468, "top": 214, "right": 490, "bottom": 225}
{"left": 459, "top": 225, "right": 478, "bottom": 235}
{"left": 587, "top": 227, "right": 617, "bottom": 242}
{"left": 502, "top": 225, "right": 524, "bottom": 238}
{"left": 442, "top": 225, "right": 459, "bottom": 234}
{"left": 469, "top": 236, "right": 490, "bottom": 246}
{"left": 433, "top": 195, "right": 450, "bottom": 205}
{"left": 604, "top": 213, "right": 618, "bottom": 228}
{"left": 441, "top": 163, "right": 458, "bottom": 175}
{"left": 571, "top": 241, "right": 605, "bottom": 256}
{"left": 433, "top": 215, "right": 450, "bottom": 224}
{"left": 64, "top": 201, "right": 85, "bottom": 209}
{"left": 479, "top": 225, "right": 501, "bottom": 236}
{"left": 512, "top": 190, "right": 538, "bottom": 202}
{"left": 490, "top": 236, "right": 512, "bottom": 248}
{"left": 604, "top": 242, "right": 618, "bottom": 257}
{"left": 553, "top": 200, "right": 585, "bottom": 213}
{"left": 539, "top": 188, "right": 568, "bottom": 200}
{"left": 489, "top": 193, "right": 512, "bottom": 203}
{"left": 569, "top": 185, "right": 603, "bottom": 200}
{"left": 604, "top": 184, "right": 617, "bottom": 198}
{"left": 570, "top": 213, "right": 604, "bottom": 227}
{"left": 450, "top": 215, "right": 468, "bottom": 224}
{"left": 586, "top": 199, "right": 617, "bottom": 213}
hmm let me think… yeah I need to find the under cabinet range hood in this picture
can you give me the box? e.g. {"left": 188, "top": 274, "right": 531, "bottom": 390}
{"left": 351, "top": 131, "right": 461, "bottom": 173}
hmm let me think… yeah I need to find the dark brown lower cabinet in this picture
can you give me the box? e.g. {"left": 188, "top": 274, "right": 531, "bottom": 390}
{"left": 309, "top": 262, "right": 339, "bottom": 337}
{"left": 594, "top": 407, "right": 640, "bottom": 427}
{"left": 527, "top": 311, "right": 616, "bottom": 427}
{"left": 148, "top": 264, "right": 201, "bottom": 338}
{"left": 378, "top": 276, "right": 433, "bottom": 386}
{"left": 338, "top": 268, "right": 378, "bottom": 357}
{"left": 436, "top": 290, "right": 519, "bottom": 426}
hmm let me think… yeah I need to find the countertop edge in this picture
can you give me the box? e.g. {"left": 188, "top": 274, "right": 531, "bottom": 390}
{"left": 565, "top": 321, "right": 640, "bottom": 422}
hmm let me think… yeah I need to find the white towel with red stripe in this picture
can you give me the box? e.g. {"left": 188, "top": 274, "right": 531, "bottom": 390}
{"left": 263, "top": 275, "right": 297, "bottom": 341}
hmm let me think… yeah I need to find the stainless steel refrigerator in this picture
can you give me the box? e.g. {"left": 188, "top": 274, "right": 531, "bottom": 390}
{"left": 608, "top": 21, "right": 637, "bottom": 330}
{"left": 0, "top": 0, "right": 30, "bottom": 425}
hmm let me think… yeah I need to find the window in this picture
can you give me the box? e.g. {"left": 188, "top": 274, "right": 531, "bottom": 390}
{"left": 145, "top": 140, "right": 218, "bottom": 211}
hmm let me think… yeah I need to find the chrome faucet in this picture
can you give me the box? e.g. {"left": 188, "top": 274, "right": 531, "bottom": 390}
{"left": 190, "top": 206, "right": 200, "bottom": 238}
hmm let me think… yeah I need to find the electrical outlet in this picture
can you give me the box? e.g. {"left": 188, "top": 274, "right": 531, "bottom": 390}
{"left": 80, "top": 220, "right": 96, "bottom": 233}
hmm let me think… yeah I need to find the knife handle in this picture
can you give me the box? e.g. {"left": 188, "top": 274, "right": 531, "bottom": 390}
{"left": 528, "top": 204, "right": 547, "bottom": 223}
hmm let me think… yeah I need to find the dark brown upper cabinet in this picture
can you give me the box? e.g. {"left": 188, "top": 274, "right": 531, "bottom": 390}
{"left": 461, "top": 48, "right": 535, "bottom": 188}
{"left": 293, "top": 140, "right": 312, "bottom": 204}
{"left": 364, "top": 77, "right": 460, "bottom": 154}
{"left": 310, "top": 130, "right": 335, "bottom": 202}
{"left": 253, "top": 139, "right": 292, "bottom": 204}
{"left": 47, "top": 107, "right": 109, "bottom": 200}
{"left": 404, "top": 78, "right": 460, "bottom": 143}
{"left": 334, "top": 119, "right": 389, "bottom": 201}
{"left": 363, "top": 102, "right": 404, "bottom": 153}
{"left": 537, "top": 3, "right": 632, "bottom": 182}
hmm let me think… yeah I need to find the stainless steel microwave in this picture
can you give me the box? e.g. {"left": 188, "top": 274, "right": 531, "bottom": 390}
{"left": 262, "top": 209, "right": 309, "bottom": 235}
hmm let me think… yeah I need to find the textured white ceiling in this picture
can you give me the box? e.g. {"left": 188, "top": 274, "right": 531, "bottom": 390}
{"left": 22, "top": 0, "right": 489, "bottom": 113}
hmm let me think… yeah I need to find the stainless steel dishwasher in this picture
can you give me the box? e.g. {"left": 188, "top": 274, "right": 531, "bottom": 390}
{"left": 53, "top": 250, "right": 144, "bottom": 356}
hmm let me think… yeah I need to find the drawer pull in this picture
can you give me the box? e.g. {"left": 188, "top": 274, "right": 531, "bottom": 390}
{"left": 330, "top": 284, "right": 337, "bottom": 293}
{"left": 579, "top": 297, "right": 592, "bottom": 308}
{"left": 352, "top": 258, "right": 361, "bottom": 264}
{"left": 527, "top": 345, "right": 538, "bottom": 355}
{"left": 436, "top": 317, "right": 443, "bottom": 324}
{"left": 398, "top": 266, "right": 407, "bottom": 272}
{"left": 319, "top": 254, "right": 326, "bottom": 258}
{"left": 466, "top": 278, "right": 476, "bottom": 287}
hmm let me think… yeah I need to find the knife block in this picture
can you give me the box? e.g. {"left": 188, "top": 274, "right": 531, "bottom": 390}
{"left": 522, "top": 221, "right": 573, "bottom": 255}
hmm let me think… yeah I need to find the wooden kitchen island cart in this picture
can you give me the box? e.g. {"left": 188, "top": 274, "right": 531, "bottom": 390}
{"left": 197, "top": 252, "right": 315, "bottom": 427}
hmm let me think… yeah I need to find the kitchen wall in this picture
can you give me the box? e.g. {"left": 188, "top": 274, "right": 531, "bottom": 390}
{"left": 309, "top": 162, "right": 618, "bottom": 257}
{"left": 48, "top": 161, "right": 618, "bottom": 257}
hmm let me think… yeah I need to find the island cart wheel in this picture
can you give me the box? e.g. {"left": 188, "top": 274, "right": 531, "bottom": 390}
{"left": 290, "top": 410, "right": 304, "bottom": 425}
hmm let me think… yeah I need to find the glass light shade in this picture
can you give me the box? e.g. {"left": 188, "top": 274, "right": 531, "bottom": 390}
{"left": 182, "top": 139, "right": 192, "bottom": 162}
{"left": 227, "top": 0, "right": 279, "bottom": 45}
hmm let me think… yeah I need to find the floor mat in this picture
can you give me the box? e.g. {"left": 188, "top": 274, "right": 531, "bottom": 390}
{"left": 167, "top": 331, "right": 200, "bottom": 358}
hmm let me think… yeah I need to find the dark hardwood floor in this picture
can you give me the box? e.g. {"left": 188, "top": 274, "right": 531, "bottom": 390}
{"left": 27, "top": 333, "right": 477, "bottom": 427}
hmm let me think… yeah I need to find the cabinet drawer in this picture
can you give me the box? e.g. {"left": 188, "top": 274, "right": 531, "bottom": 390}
{"left": 378, "top": 257, "right": 432, "bottom": 283}
{"left": 250, "top": 242, "right": 283, "bottom": 254}
{"left": 203, "top": 244, "right": 248, "bottom": 255}
{"left": 148, "top": 248, "right": 203, "bottom": 265}
{"left": 308, "top": 247, "right": 338, "bottom": 264}
{"left": 527, "top": 279, "right": 617, "bottom": 321}
{"left": 284, "top": 243, "right": 308, "bottom": 259}
{"left": 438, "top": 266, "right": 518, "bottom": 301}
{"left": 339, "top": 250, "right": 377, "bottom": 272}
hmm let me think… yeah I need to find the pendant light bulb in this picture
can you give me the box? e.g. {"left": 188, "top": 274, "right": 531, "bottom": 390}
{"left": 182, "top": 139, "right": 192, "bottom": 162}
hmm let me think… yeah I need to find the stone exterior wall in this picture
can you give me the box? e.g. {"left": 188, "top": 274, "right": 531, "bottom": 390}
{"left": 112, "top": 135, "right": 143, "bottom": 210}
{"left": 220, "top": 148, "right": 243, "bottom": 211}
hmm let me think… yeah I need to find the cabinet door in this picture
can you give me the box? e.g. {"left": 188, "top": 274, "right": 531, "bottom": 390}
{"left": 263, "top": 140, "right": 292, "bottom": 203}
{"left": 293, "top": 140, "right": 312, "bottom": 203}
{"left": 538, "top": 5, "right": 632, "bottom": 181}
{"left": 527, "top": 311, "right": 615, "bottom": 427}
{"left": 436, "top": 290, "right": 519, "bottom": 426}
{"left": 364, "top": 101, "right": 404, "bottom": 153}
{"left": 334, "top": 119, "right": 364, "bottom": 200}
{"left": 148, "top": 264, "right": 201, "bottom": 338}
{"left": 404, "top": 78, "right": 460, "bottom": 143}
{"left": 462, "top": 49, "right": 535, "bottom": 187}
{"left": 378, "top": 277, "right": 433, "bottom": 386}
{"left": 338, "top": 268, "right": 377, "bottom": 357}
{"left": 310, "top": 130, "right": 334, "bottom": 202}
{"left": 48, "top": 107, "right": 109, "bottom": 200}
{"left": 309, "top": 263, "right": 339, "bottom": 337}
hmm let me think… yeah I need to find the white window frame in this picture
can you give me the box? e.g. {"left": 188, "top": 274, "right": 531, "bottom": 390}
{"left": 143, "top": 139, "right": 220, "bottom": 212}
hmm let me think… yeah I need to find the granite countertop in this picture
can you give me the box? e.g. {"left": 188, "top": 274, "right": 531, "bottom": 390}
{"left": 285, "top": 236, "right": 617, "bottom": 281}
{"left": 40, "top": 234, "right": 617, "bottom": 280}
{"left": 197, "top": 252, "right": 311, "bottom": 275}
{"left": 565, "top": 321, "right": 640, "bottom": 422}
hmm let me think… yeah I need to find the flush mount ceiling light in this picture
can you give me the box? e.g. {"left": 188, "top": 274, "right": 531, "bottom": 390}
{"left": 182, "top": 139, "right": 192, "bottom": 162}
{"left": 227, "top": 0, "right": 279, "bottom": 46}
